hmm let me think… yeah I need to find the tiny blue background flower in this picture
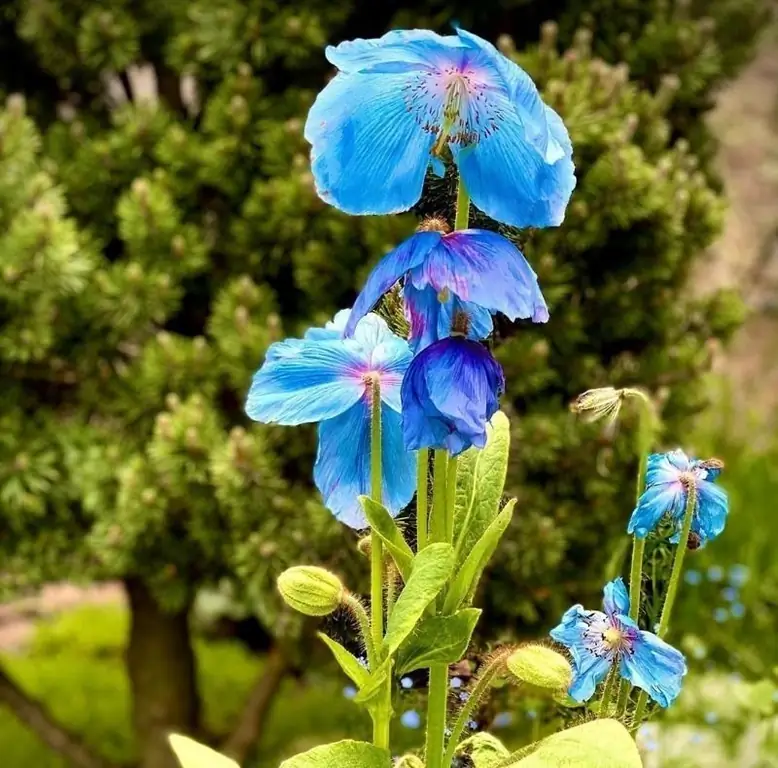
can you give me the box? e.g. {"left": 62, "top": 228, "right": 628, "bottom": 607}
{"left": 305, "top": 28, "right": 575, "bottom": 228}
{"left": 246, "top": 311, "right": 416, "bottom": 528}
{"left": 550, "top": 577, "right": 687, "bottom": 707}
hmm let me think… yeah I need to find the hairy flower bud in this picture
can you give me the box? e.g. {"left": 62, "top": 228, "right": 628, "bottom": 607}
{"left": 277, "top": 566, "right": 344, "bottom": 616}
{"left": 507, "top": 644, "right": 572, "bottom": 691}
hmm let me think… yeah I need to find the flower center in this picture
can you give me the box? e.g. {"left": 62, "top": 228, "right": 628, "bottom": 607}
{"left": 602, "top": 627, "right": 625, "bottom": 651}
{"left": 678, "top": 471, "right": 697, "bottom": 489}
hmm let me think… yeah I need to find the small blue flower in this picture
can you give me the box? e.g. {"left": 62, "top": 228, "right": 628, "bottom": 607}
{"left": 467, "top": 720, "right": 478, "bottom": 731}
{"left": 400, "top": 676, "right": 414, "bottom": 690}
{"left": 450, "top": 676, "right": 463, "bottom": 689}
{"left": 343, "top": 685, "right": 357, "bottom": 699}
{"left": 246, "top": 312, "right": 416, "bottom": 527}
{"left": 305, "top": 28, "right": 576, "bottom": 228}
{"left": 627, "top": 450, "right": 728, "bottom": 545}
{"left": 550, "top": 577, "right": 687, "bottom": 707}
{"left": 401, "top": 336, "right": 504, "bottom": 455}
{"left": 713, "top": 608, "right": 729, "bottom": 623}
{"left": 728, "top": 564, "right": 750, "bottom": 587}
{"left": 704, "top": 711, "right": 719, "bottom": 725}
{"left": 707, "top": 565, "right": 724, "bottom": 582}
{"left": 492, "top": 712, "right": 513, "bottom": 729}
{"left": 344, "top": 228, "right": 547, "bottom": 352}
{"left": 401, "top": 710, "right": 422, "bottom": 729}
{"left": 684, "top": 569, "right": 702, "bottom": 586}
{"left": 730, "top": 602, "right": 745, "bottom": 619}
{"left": 721, "top": 587, "right": 738, "bottom": 602}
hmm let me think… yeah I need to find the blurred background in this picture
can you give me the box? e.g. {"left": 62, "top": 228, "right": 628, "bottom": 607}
{"left": 1, "top": 1, "right": 777, "bottom": 766}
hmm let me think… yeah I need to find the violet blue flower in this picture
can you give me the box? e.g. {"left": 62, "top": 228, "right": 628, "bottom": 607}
{"left": 343, "top": 227, "right": 548, "bottom": 352}
{"left": 246, "top": 311, "right": 416, "bottom": 528}
{"left": 627, "top": 449, "right": 728, "bottom": 546}
{"left": 305, "top": 28, "right": 575, "bottom": 228}
{"left": 550, "top": 578, "right": 687, "bottom": 707}
{"left": 401, "top": 336, "right": 504, "bottom": 455}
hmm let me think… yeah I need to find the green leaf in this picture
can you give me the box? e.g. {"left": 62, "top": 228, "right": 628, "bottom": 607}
{"left": 359, "top": 496, "right": 414, "bottom": 581}
{"left": 382, "top": 542, "right": 454, "bottom": 657}
{"left": 353, "top": 657, "right": 393, "bottom": 705}
{"left": 396, "top": 608, "right": 481, "bottom": 675}
{"left": 509, "top": 720, "right": 642, "bottom": 768}
{"left": 318, "top": 632, "right": 369, "bottom": 687}
{"left": 453, "top": 411, "right": 510, "bottom": 559}
{"left": 168, "top": 735, "right": 238, "bottom": 768}
{"left": 444, "top": 499, "right": 516, "bottom": 613}
{"left": 279, "top": 740, "right": 391, "bottom": 768}
{"left": 457, "top": 733, "right": 510, "bottom": 768}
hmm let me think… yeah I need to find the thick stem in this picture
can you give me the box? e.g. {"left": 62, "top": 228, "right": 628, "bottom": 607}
{"left": 221, "top": 644, "right": 288, "bottom": 762}
{"left": 125, "top": 578, "right": 200, "bottom": 768}
{"left": 598, "top": 665, "right": 619, "bottom": 718}
{"left": 417, "top": 448, "right": 429, "bottom": 551}
{"left": 445, "top": 455, "right": 458, "bottom": 543}
{"left": 0, "top": 664, "right": 117, "bottom": 768}
{"left": 442, "top": 650, "right": 510, "bottom": 766}
{"left": 632, "top": 484, "right": 698, "bottom": 731}
{"left": 430, "top": 450, "right": 448, "bottom": 543}
{"left": 454, "top": 177, "right": 471, "bottom": 231}
{"left": 425, "top": 664, "right": 449, "bottom": 768}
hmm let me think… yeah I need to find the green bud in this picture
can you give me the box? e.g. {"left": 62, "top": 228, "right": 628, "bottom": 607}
{"left": 277, "top": 566, "right": 344, "bottom": 616}
{"left": 507, "top": 644, "right": 572, "bottom": 691}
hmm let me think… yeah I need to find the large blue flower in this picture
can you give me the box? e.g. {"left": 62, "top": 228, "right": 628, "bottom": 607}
{"left": 305, "top": 28, "right": 575, "bottom": 228}
{"left": 550, "top": 578, "right": 687, "bottom": 707}
{"left": 246, "top": 312, "right": 416, "bottom": 528}
{"left": 627, "top": 449, "right": 728, "bottom": 546}
{"left": 343, "top": 227, "right": 548, "bottom": 352}
{"left": 401, "top": 336, "right": 504, "bottom": 455}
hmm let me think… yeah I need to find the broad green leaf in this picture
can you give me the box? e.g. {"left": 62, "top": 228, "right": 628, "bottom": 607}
{"left": 353, "top": 656, "right": 393, "bottom": 705}
{"left": 395, "top": 756, "right": 424, "bottom": 768}
{"left": 318, "top": 632, "right": 369, "bottom": 687}
{"left": 279, "top": 740, "right": 391, "bottom": 768}
{"left": 168, "top": 735, "right": 238, "bottom": 768}
{"left": 457, "top": 733, "right": 510, "bottom": 767}
{"left": 444, "top": 499, "right": 516, "bottom": 613}
{"left": 396, "top": 608, "right": 481, "bottom": 674}
{"left": 360, "top": 496, "right": 414, "bottom": 581}
{"left": 453, "top": 411, "right": 510, "bottom": 560}
{"left": 383, "top": 543, "right": 454, "bottom": 656}
{"left": 509, "top": 720, "right": 642, "bottom": 768}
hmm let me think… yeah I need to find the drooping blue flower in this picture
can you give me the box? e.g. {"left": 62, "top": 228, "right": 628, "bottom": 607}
{"left": 246, "top": 312, "right": 416, "bottom": 528}
{"left": 550, "top": 578, "right": 687, "bottom": 707}
{"left": 305, "top": 28, "right": 576, "bottom": 228}
{"left": 627, "top": 449, "right": 728, "bottom": 546}
{"left": 401, "top": 336, "right": 504, "bottom": 455}
{"left": 343, "top": 227, "right": 548, "bottom": 352}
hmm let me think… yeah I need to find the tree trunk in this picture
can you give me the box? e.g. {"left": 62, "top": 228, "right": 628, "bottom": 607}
{"left": 125, "top": 578, "right": 200, "bottom": 768}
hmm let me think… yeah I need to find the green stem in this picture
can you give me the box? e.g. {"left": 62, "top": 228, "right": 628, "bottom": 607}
{"left": 441, "top": 651, "right": 510, "bottom": 767}
{"left": 417, "top": 449, "right": 429, "bottom": 551}
{"left": 454, "top": 176, "right": 471, "bottom": 231}
{"left": 369, "top": 378, "right": 390, "bottom": 751}
{"left": 343, "top": 593, "right": 377, "bottom": 669}
{"left": 598, "top": 666, "right": 619, "bottom": 719}
{"left": 426, "top": 665, "right": 449, "bottom": 768}
{"left": 445, "top": 454, "right": 458, "bottom": 542}
{"left": 430, "top": 449, "right": 448, "bottom": 543}
{"left": 632, "top": 483, "right": 698, "bottom": 732}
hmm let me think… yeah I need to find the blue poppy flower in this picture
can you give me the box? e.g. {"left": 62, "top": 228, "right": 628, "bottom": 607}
{"left": 343, "top": 227, "right": 548, "bottom": 352}
{"left": 401, "top": 336, "right": 504, "bottom": 455}
{"left": 627, "top": 449, "right": 728, "bottom": 545}
{"left": 246, "top": 312, "right": 416, "bottom": 528}
{"left": 550, "top": 578, "right": 687, "bottom": 707}
{"left": 305, "top": 28, "right": 576, "bottom": 228}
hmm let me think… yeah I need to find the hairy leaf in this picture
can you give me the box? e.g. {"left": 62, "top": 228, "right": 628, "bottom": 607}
{"left": 279, "top": 740, "right": 391, "bottom": 768}
{"left": 360, "top": 496, "right": 414, "bottom": 581}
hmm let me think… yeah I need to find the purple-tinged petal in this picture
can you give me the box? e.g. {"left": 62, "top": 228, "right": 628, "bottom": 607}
{"left": 246, "top": 339, "right": 367, "bottom": 425}
{"left": 620, "top": 631, "right": 687, "bottom": 707}
{"left": 314, "top": 399, "right": 416, "bottom": 528}
{"left": 627, "top": 481, "right": 685, "bottom": 538}
{"left": 344, "top": 233, "right": 441, "bottom": 338}
{"left": 602, "top": 578, "right": 630, "bottom": 619}
{"left": 408, "top": 230, "right": 549, "bottom": 323}
{"left": 305, "top": 71, "right": 435, "bottom": 216}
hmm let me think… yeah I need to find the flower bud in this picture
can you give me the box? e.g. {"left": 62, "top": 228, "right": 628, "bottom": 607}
{"left": 507, "top": 644, "right": 572, "bottom": 691}
{"left": 277, "top": 566, "right": 344, "bottom": 616}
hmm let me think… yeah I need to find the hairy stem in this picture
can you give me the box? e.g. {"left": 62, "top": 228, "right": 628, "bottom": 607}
{"left": 417, "top": 448, "right": 429, "bottom": 551}
{"left": 430, "top": 449, "right": 448, "bottom": 543}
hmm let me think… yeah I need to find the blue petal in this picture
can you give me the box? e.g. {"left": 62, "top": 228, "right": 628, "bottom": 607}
{"left": 305, "top": 71, "right": 435, "bottom": 216}
{"left": 326, "top": 30, "right": 463, "bottom": 74}
{"left": 370, "top": 335, "right": 414, "bottom": 413}
{"left": 644, "top": 452, "right": 684, "bottom": 488}
{"left": 620, "top": 631, "right": 687, "bottom": 707}
{"left": 401, "top": 337, "right": 504, "bottom": 455}
{"left": 343, "top": 232, "right": 441, "bottom": 338}
{"left": 602, "top": 578, "right": 630, "bottom": 618}
{"left": 314, "top": 399, "right": 416, "bottom": 528}
{"left": 569, "top": 653, "right": 612, "bottom": 703}
{"left": 694, "top": 480, "right": 729, "bottom": 543}
{"left": 627, "top": 482, "right": 684, "bottom": 538}
{"left": 666, "top": 449, "right": 693, "bottom": 473}
{"left": 430, "top": 156, "right": 446, "bottom": 178}
{"left": 305, "top": 308, "right": 352, "bottom": 340}
{"left": 408, "top": 230, "right": 549, "bottom": 323}
{"left": 246, "top": 339, "right": 367, "bottom": 425}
